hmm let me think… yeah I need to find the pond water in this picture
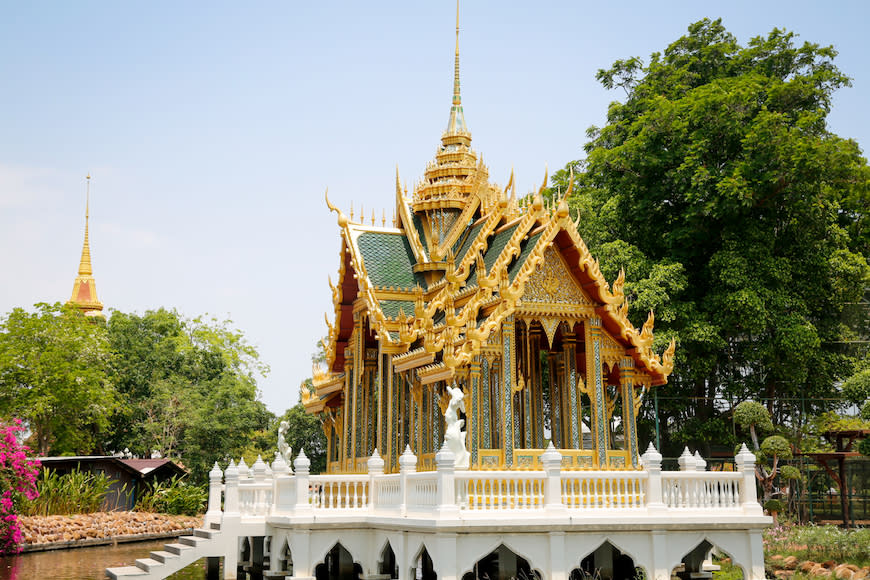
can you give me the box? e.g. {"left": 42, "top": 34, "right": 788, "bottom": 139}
{"left": 0, "top": 539, "right": 215, "bottom": 580}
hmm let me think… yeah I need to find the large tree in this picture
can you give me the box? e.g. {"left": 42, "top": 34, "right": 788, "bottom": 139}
{"left": 0, "top": 303, "right": 116, "bottom": 455}
{"left": 554, "top": 19, "right": 869, "bottom": 454}
{"left": 106, "top": 309, "right": 273, "bottom": 482}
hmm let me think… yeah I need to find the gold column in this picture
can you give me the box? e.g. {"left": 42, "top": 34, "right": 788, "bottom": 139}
{"left": 502, "top": 315, "right": 516, "bottom": 467}
{"left": 585, "top": 317, "right": 608, "bottom": 467}
{"left": 620, "top": 359, "right": 640, "bottom": 467}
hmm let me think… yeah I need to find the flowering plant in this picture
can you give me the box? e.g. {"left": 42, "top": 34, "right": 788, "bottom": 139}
{"left": 0, "top": 419, "right": 40, "bottom": 554}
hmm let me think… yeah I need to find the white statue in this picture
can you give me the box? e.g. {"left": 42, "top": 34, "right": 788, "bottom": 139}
{"left": 444, "top": 385, "right": 470, "bottom": 469}
{"left": 277, "top": 420, "right": 292, "bottom": 464}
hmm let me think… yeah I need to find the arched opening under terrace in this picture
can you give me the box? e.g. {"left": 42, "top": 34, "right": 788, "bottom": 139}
{"left": 571, "top": 541, "right": 643, "bottom": 580}
{"left": 411, "top": 546, "right": 436, "bottom": 580}
{"left": 315, "top": 543, "right": 362, "bottom": 580}
{"left": 461, "top": 544, "right": 542, "bottom": 580}
{"left": 378, "top": 541, "right": 398, "bottom": 579}
{"left": 673, "top": 540, "right": 743, "bottom": 580}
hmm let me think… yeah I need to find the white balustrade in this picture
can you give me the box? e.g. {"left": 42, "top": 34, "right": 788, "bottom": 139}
{"left": 456, "top": 471, "right": 545, "bottom": 510}
{"left": 561, "top": 471, "right": 648, "bottom": 509}
{"left": 661, "top": 471, "right": 741, "bottom": 510}
{"left": 205, "top": 446, "right": 762, "bottom": 524}
{"left": 308, "top": 475, "right": 369, "bottom": 509}
{"left": 406, "top": 472, "right": 439, "bottom": 509}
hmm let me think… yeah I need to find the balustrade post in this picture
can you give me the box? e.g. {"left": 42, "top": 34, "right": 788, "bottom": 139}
{"left": 272, "top": 451, "right": 293, "bottom": 515}
{"left": 735, "top": 443, "right": 763, "bottom": 515}
{"left": 434, "top": 443, "right": 459, "bottom": 518}
{"left": 205, "top": 462, "right": 224, "bottom": 525}
{"left": 541, "top": 442, "right": 565, "bottom": 513}
{"left": 294, "top": 449, "right": 313, "bottom": 515}
{"left": 368, "top": 449, "right": 385, "bottom": 512}
{"left": 678, "top": 447, "right": 697, "bottom": 471}
{"left": 642, "top": 443, "right": 665, "bottom": 513}
{"left": 399, "top": 445, "right": 417, "bottom": 515}
{"left": 693, "top": 451, "right": 707, "bottom": 471}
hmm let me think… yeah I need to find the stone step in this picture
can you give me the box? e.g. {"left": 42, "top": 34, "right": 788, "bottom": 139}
{"left": 105, "top": 565, "right": 148, "bottom": 579}
{"left": 209, "top": 521, "right": 221, "bottom": 530}
{"left": 164, "top": 542, "right": 193, "bottom": 555}
{"left": 150, "top": 550, "right": 179, "bottom": 564}
{"left": 135, "top": 557, "right": 163, "bottom": 573}
{"left": 194, "top": 527, "right": 219, "bottom": 539}
{"left": 179, "top": 535, "right": 207, "bottom": 547}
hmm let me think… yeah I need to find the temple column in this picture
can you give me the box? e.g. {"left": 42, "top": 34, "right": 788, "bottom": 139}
{"left": 585, "top": 317, "right": 608, "bottom": 467}
{"left": 343, "top": 346, "right": 353, "bottom": 469}
{"left": 502, "top": 315, "right": 516, "bottom": 467}
{"left": 563, "top": 329, "right": 580, "bottom": 449}
{"left": 549, "top": 352, "right": 562, "bottom": 448}
{"left": 529, "top": 329, "right": 544, "bottom": 448}
{"left": 620, "top": 359, "right": 641, "bottom": 467}
{"left": 481, "top": 357, "right": 492, "bottom": 449}
{"left": 365, "top": 348, "right": 378, "bottom": 457}
{"left": 521, "top": 322, "right": 532, "bottom": 449}
{"left": 469, "top": 358, "right": 481, "bottom": 466}
{"left": 378, "top": 352, "right": 391, "bottom": 462}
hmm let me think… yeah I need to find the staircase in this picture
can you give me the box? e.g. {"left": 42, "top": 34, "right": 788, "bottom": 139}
{"left": 106, "top": 523, "right": 222, "bottom": 580}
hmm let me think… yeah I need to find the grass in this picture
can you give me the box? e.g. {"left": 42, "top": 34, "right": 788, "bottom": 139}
{"left": 764, "top": 523, "right": 870, "bottom": 568}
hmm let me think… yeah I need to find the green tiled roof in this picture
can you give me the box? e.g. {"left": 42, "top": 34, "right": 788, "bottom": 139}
{"left": 508, "top": 231, "right": 544, "bottom": 283}
{"left": 454, "top": 220, "right": 485, "bottom": 265}
{"left": 411, "top": 213, "right": 429, "bottom": 255}
{"left": 483, "top": 224, "right": 519, "bottom": 272}
{"left": 357, "top": 232, "right": 425, "bottom": 289}
{"left": 379, "top": 300, "right": 415, "bottom": 319}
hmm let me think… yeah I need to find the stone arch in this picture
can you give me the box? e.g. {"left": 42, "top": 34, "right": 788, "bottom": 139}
{"left": 672, "top": 537, "right": 745, "bottom": 580}
{"left": 315, "top": 542, "right": 363, "bottom": 580}
{"left": 378, "top": 540, "right": 398, "bottom": 579}
{"left": 571, "top": 540, "right": 644, "bottom": 580}
{"left": 410, "top": 544, "right": 436, "bottom": 580}
{"left": 460, "top": 543, "right": 543, "bottom": 580}
{"left": 277, "top": 538, "right": 293, "bottom": 574}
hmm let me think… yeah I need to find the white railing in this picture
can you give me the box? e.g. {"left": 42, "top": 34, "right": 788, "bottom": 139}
{"left": 561, "top": 471, "right": 647, "bottom": 510}
{"left": 203, "top": 443, "right": 763, "bottom": 526}
{"left": 457, "top": 472, "right": 545, "bottom": 510}
{"left": 662, "top": 472, "right": 742, "bottom": 510}
{"left": 309, "top": 475, "right": 369, "bottom": 509}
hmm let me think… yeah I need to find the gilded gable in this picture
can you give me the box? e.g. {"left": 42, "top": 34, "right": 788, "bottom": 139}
{"left": 522, "top": 246, "right": 593, "bottom": 307}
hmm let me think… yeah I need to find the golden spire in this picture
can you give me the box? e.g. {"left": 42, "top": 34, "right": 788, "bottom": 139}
{"left": 444, "top": 0, "right": 468, "bottom": 137}
{"left": 68, "top": 174, "right": 104, "bottom": 317}
{"left": 78, "top": 174, "right": 93, "bottom": 276}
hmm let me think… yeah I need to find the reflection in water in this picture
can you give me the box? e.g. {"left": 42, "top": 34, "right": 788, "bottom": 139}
{"left": 0, "top": 539, "right": 214, "bottom": 580}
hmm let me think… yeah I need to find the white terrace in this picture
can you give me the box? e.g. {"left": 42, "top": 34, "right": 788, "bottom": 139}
{"left": 108, "top": 443, "right": 770, "bottom": 580}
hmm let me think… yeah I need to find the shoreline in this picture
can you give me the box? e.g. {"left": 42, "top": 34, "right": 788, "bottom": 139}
{"left": 17, "top": 512, "right": 202, "bottom": 553}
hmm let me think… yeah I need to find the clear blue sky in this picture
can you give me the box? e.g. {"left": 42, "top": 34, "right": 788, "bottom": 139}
{"left": 2, "top": 1, "right": 868, "bottom": 415}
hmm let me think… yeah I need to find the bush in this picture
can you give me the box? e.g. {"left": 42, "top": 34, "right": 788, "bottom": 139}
{"left": 22, "top": 468, "right": 116, "bottom": 516}
{"left": 135, "top": 476, "right": 206, "bottom": 516}
{"left": 0, "top": 420, "right": 39, "bottom": 554}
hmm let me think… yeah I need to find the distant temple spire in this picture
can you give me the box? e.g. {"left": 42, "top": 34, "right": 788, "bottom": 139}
{"left": 68, "top": 174, "right": 104, "bottom": 317}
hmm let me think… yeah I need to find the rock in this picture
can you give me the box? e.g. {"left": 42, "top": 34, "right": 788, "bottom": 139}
{"left": 824, "top": 562, "right": 838, "bottom": 570}
{"left": 812, "top": 568, "right": 832, "bottom": 578}
{"left": 834, "top": 565, "right": 854, "bottom": 580}
{"left": 802, "top": 562, "right": 820, "bottom": 573}
{"left": 775, "top": 571, "right": 796, "bottom": 578}
{"left": 784, "top": 556, "right": 799, "bottom": 570}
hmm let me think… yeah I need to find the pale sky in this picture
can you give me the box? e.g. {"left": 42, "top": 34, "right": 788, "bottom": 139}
{"left": 2, "top": 1, "right": 868, "bottom": 415}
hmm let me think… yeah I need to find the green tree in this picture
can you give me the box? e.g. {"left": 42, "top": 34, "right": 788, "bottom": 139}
{"left": 555, "top": 19, "right": 870, "bottom": 454}
{"left": 0, "top": 303, "right": 116, "bottom": 455}
{"left": 275, "top": 399, "right": 327, "bottom": 474}
{"left": 734, "top": 401, "right": 794, "bottom": 502}
{"left": 106, "top": 309, "right": 273, "bottom": 482}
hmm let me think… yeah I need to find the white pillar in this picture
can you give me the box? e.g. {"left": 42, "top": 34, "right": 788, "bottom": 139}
{"left": 205, "top": 462, "right": 223, "bottom": 526}
{"left": 678, "top": 447, "right": 697, "bottom": 471}
{"left": 746, "top": 529, "right": 766, "bottom": 580}
{"left": 221, "top": 460, "right": 240, "bottom": 580}
{"left": 648, "top": 530, "right": 669, "bottom": 580}
{"left": 548, "top": 531, "right": 567, "bottom": 580}
{"left": 434, "top": 443, "right": 459, "bottom": 519}
{"left": 368, "top": 449, "right": 385, "bottom": 512}
{"left": 294, "top": 449, "right": 313, "bottom": 515}
{"left": 399, "top": 445, "right": 417, "bottom": 516}
{"left": 642, "top": 443, "right": 665, "bottom": 514}
{"left": 735, "top": 444, "right": 762, "bottom": 515}
{"left": 541, "top": 442, "right": 565, "bottom": 514}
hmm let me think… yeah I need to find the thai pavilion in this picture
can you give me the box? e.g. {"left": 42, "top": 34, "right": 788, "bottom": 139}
{"left": 301, "top": 27, "right": 675, "bottom": 476}
{"left": 108, "top": 10, "right": 769, "bottom": 580}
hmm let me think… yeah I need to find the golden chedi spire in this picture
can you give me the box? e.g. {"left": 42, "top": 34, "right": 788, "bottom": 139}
{"left": 413, "top": 0, "right": 478, "bottom": 212}
{"left": 68, "top": 174, "right": 104, "bottom": 317}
